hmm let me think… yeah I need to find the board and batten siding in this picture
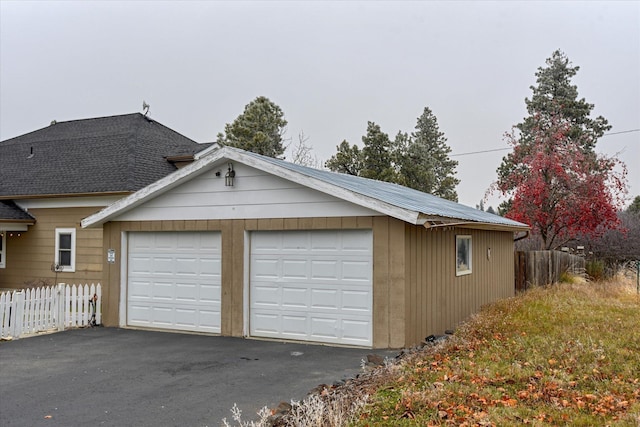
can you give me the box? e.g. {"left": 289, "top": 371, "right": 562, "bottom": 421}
{"left": 403, "top": 225, "right": 515, "bottom": 346}
{"left": 0, "top": 207, "right": 104, "bottom": 288}
{"left": 112, "top": 164, "right": 382, "bottom": 221}
{"left": 101, "top": 218, "right": 516, "bottom": 348}
{"left": 101, "top": 216, "right": 407, "bottom": 348}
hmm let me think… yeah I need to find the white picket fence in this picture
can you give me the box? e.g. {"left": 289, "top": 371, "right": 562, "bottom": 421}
{"left": 0, "top": 283, "right": 101, "bottom": 340}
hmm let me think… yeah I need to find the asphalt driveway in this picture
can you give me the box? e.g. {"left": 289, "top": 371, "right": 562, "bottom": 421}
{"left": 0, "top": 328, "right": 396, "bottom": 427}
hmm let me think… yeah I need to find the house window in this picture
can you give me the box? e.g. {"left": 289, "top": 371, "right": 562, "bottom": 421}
{"left": 55, "top": 228, "right": 76, "bottom": 272}
{"left": 0, "top": 232, "right": 5, "bottom": 269}
{"left": 456, "top": 235, "right": 472, "bottom": 276}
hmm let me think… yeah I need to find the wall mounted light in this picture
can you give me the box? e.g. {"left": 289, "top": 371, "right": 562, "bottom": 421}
{"left": 225, "top": 163, "right": 235, "bottom": 186}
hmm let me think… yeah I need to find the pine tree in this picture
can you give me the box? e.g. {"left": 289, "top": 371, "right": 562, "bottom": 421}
{"left": 217, "top": 96, "right": 288, "bottom": 158}
{"left": 399, "top": 107, "right": 458, "bottom": 201}
{"left": 325, "top": 140, "right": 363, "bottom": 176}
{"left": 498, "top": 50, "right": 611, "bottom": 184}
{"left": 326, "top": 108, "right": 459, "bottom": 201}
{"left": 360, "top": 122, "right": 396, "bottom": 183}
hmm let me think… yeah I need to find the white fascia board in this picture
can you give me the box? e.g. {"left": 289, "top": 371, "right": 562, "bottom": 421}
{"left": 16, "top": 195, "right": 124, "bottom": 210}
{"left": 0, "top": 223, "right": 31, "bottom": 232}
{"left": 193, "top": 142, "right": 221, "bottom": 160}
{"left": 226, "top": 149, "right": 421, "bottom": 224}
{"left": 81, "top": 149, "right": 227, "bottom": 228}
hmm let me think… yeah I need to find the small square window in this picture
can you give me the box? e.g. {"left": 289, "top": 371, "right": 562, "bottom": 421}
{"left": 456, "top": 235, "right": 472, "bottom": 276}
{"left": 55, "top": 228, "right": 76, "bottom": 272}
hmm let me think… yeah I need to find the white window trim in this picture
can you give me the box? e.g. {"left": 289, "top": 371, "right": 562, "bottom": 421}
{"left": 456, "top": 235, "right": 472, "bottom": 276}
{"left": 0, "top": 232, "right": 6, "bottom": 269}
{"left": 55, "top": 228, "right": 76, "bottom": 273}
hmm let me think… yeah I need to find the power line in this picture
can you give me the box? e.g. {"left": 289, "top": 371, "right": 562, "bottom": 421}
{"left": 451, "top": 147, "right": 510, "bottom": 157}
{"left": 451, "top": 128, "right": 640, "bottom": 157}
{"left": 601, "top": 128, "right": 640, "bottom": 137}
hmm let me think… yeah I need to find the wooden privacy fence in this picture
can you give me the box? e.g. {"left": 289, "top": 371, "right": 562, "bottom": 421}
{"left": 0, "top": 283, "right": 101, "bottom": 340}
{"left": 515, "top": 251, "right": 585, "bottom": 292}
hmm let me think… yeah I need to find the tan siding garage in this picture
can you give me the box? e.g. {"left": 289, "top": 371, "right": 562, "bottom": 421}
{"left": 249, "top": 230, "right": 373, "bottom": 346}
{"left": 127, "top": 231, "right": 221, "bottom": 333}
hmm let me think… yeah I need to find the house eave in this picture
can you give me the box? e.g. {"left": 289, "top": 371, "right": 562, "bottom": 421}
{"left": 419, "top": 216, "right": 530, "bottom": 232}
{"left": 0, "top": 221, "right": 34, "bottom": 231}
{"left": 0, "top": 191, "right": 133, "bottom": 200}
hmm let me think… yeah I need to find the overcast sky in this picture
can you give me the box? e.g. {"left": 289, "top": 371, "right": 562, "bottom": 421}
{"left": 1, "top": 1, "right": 638, "bottom": 208}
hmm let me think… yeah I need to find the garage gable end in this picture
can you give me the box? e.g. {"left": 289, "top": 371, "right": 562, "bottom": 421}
{"left": 111, "top": 163, "right": 382, "bottom": 222}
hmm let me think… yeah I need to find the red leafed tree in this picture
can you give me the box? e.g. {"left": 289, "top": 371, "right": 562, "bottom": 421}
{"left": 497, "top": 114, "right": 627, "bottom": 249}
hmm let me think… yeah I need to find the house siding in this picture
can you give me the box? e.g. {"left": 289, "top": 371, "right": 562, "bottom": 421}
{"left": 0, "top": 207, "right": 103, "bottom": 288}
{"left": 101, "top": 216, "right": 406, "bottom": 348}
{"left": 100, "top": 218, "right": 515, "bottom": 349}
{"left": 403, "top": 225, "right": 515, "bottom": 345}
{"left": 111, "top": 164, "right": 382, "bottom": 222}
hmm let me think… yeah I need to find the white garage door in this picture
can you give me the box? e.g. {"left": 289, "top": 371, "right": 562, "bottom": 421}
{"left": 127, "top": 231, "right": 221, "bottom": 333}
{"left": 250, "top": 230, "right": 372, "bottom": 346}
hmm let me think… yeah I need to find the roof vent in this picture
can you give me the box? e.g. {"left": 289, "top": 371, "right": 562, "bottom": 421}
{"left": 50, "top": 120, "right": 57, "bottom": 125}
{"left": 27, "top": 146, "right": 34, "bottom": 159}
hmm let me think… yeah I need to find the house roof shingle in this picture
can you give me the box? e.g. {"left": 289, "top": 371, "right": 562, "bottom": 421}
{"left": 0, "top": 200, "right": 35, "bottom": 222}
{"left": 0, "top": 113, "right": 204, "bottom": 198}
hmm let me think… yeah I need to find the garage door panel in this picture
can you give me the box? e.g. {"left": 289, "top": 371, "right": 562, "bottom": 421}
{"left": 199, "top": 258, "right": 221, "bottom": 277}
{"left": 281, "top": 314, "right": 308, "bottom": 335}
{"left": 153, "top": 282, "right": 175, "bottom": 300}
{"left": 127, "top": 232, "right": 221, "bottom": 334}
{"left": 253, "top": 259, "right": 279, "bottom": 278}
{"left": 200, "top": 284, "right": 221, "bottom": 302}
{"left": 310, "top": 288, "right": 339, "bottom": 309}
{"left": 282, "top": 233, "right": 309, "bottom": 250}
{"left": 251, "top": 312, "right": 279, "bottom": 333}
{"left": 198, "top": 309, "right": 221, "bottom": 328}
{"left": 310, "top": 260, "right": 339, "bottom": 280}
{"left": 175, "top": 258, "right": 198, "bottom": 275}
{"left": 282, "top": 259, "right": 307, "bottom": 278}
{"left": 151, "top": 306, "right": 173, "bottom": 323}
{"left": 310, "top": 231, "right": 340, "bottom": 251}
{"left": 175, "top": 308, "right": 197, "bottom": 326}
{"left": 341, "top": 319, "right": 371, "bottom": 343}
{"left": 128, "top": 304, "right": 150, "bottom": 321}
{"left": 174, "top": 283, "right": 197, "bottom": 301}
{"left": 252, "top": 285, "right": 280, "bottom": 306}
{"left": 310, "top": 317, "right": 338, "bottom": 339}
{"left": 129, "top": 256, "right": 153, "bottom": 273}
{"left": 151, "top": 257, "right": 174, "bottom": 274}
{"left": 281, "top": 287, "right": 308, "bottom": 308}
{"left": 250, "top": 230, "right": 372, "bottom": 346}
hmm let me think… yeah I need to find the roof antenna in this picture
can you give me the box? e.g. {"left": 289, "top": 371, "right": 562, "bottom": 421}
{"left": 142, "top": 101, "right": 150, "bottom": 116}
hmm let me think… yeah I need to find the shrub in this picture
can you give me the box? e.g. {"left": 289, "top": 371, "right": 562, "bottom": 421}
{"left": 585, "top": 259, "right": 606, "bottom": 281}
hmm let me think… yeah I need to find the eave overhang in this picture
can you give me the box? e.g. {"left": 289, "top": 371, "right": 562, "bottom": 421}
{"left": 418, "top": 215, "right": 530, "bottom": 232}
{"left": 0, "top": 191, "right": 132, "bottom": 200}
{"left": 0, "top": 220, "right": 34, "bottom": 232}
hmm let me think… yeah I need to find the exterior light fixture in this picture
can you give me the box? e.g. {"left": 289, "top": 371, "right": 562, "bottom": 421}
{"left": 225, "top": 163, "right": 235, "bottom": 186}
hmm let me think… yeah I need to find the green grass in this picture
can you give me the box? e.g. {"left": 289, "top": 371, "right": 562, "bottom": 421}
{"left": 354, "top": 278, "right": 640, "bottom": 426}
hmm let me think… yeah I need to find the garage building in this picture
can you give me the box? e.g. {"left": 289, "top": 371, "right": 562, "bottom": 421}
{"left": 82, "top": 146, "right": 528, "bottom": 348}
